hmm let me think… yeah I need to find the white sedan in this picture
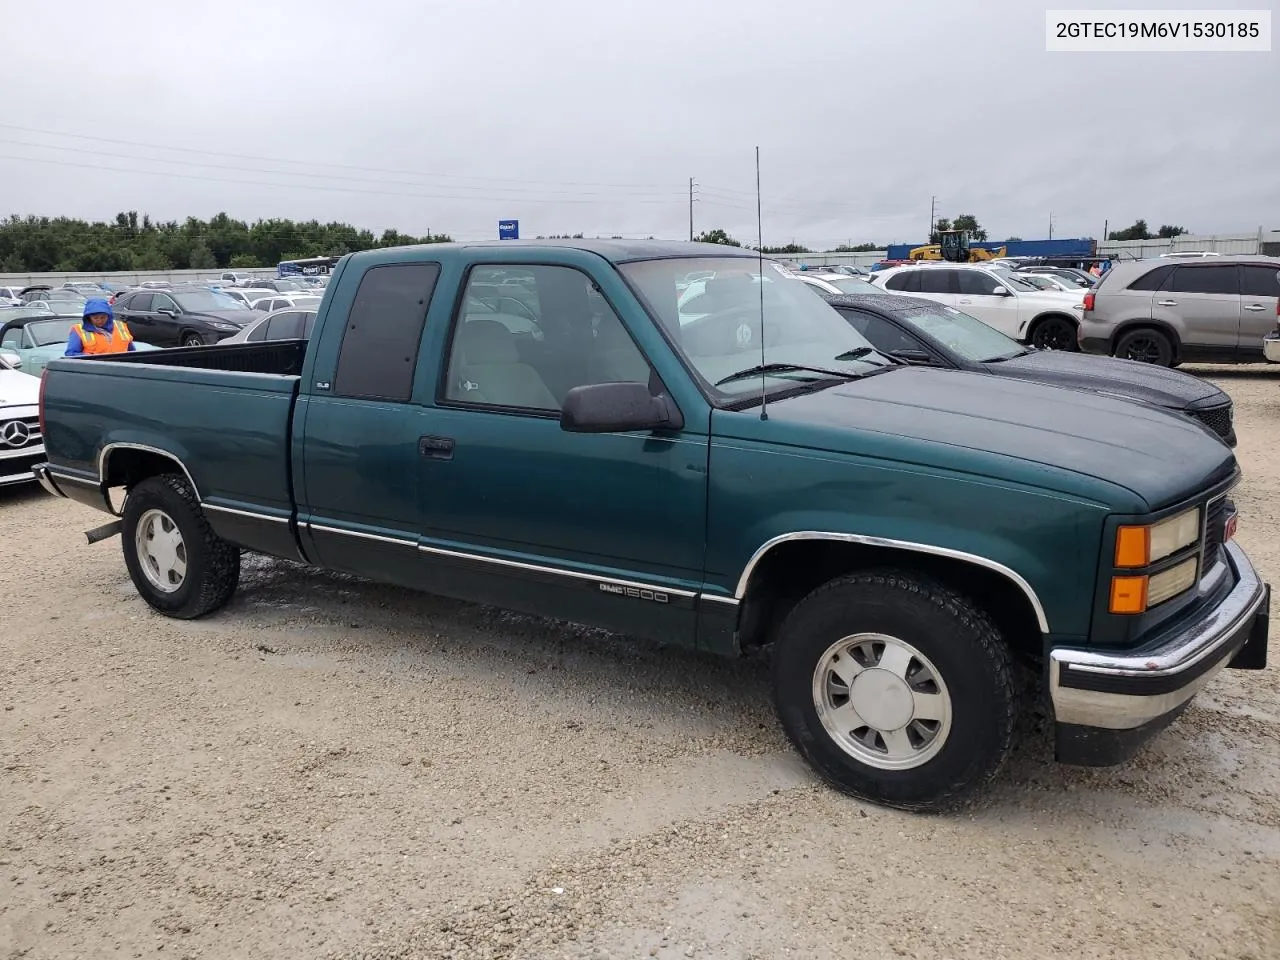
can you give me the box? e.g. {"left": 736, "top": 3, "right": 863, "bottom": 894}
{"left": 794, "top": 272, "right": 884, "bottom": 297}
{"left": 249, "top": 293, "right": 324, "bottom": 313}
{"left": 870, "top": 263, "right": 1085, "bottom": 350}
{"left": 0, "top": 352, "right": 42, "bottom": 487}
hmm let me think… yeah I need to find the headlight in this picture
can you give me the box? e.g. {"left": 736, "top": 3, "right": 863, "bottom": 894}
{"left": 1114, "top": 506, "right": 1201, "bottom": 568}
{"left": 208, "top": 321, "right": 239, "bottom": 331}
{"left": 1108, "top": 506, "right": 1203, "bottom": 614}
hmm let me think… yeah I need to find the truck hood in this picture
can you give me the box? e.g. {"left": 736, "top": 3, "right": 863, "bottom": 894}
{"left": 986, "top": 350, "right": 1226, "bottom": 410}
{"left": 0, "top": 366, "right": 41, "bottom": 406}
{"left": 751, "top": 367, "right": 1234, "bottom": 510}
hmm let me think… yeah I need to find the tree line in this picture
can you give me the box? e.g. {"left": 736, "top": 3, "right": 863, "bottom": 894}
{"left": 0, "top": 211, "right": 451, "bottom": 274}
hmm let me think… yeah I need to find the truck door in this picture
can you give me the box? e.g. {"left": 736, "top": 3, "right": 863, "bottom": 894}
{"left": 414, "top": 260, "right": 708, "bottom": 646}
{"left": 294, "top": 261, "right": 443, "bottom": 590}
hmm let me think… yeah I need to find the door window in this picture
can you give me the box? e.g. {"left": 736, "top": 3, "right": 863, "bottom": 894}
{"left": 442, "top": 264, "right": 651, "bottom": 412}
{"left": 1169, "top": 265, "right": 1239, "bottom": 295}
{"left": 153, "top": 294, "right": 179, "bottom": 313}
{"left": 1240, "top": 265, "right": 1280, "bottom": 298}
{"left": 264, "top": 311, "right": 306, "bottom": 340}
{"left": 883, "top": 270, "right": 921, "bottom": 293}
{"left": 918, "top": 270, "right": 956, "bottom": 294}
{"left": 957, "top": 271, "right": 1003, "bottom": 295}
{"left": 127, "top": 293, "right": 154, "bottom": 312}
{"left": 333, "top": 261, "right": 440, "bottom": 402}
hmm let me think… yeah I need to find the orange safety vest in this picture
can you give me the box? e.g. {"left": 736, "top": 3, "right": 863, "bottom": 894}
{"left": 74, "top": 321, "right": 134, "bottom": 355}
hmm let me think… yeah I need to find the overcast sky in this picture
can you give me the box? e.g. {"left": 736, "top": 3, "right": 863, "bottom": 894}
{"left": 1, "top": 0, "right": 1275, "bottom": 249}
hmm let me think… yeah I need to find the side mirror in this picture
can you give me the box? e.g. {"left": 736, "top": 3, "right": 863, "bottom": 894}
{"left": 158, "top": 307, "right": 178, "bottom": 317}
{"left": 990, "top": 286, "right": 1011, "bottom": 296}
{"left": 891, "top": 348, "right": 934, "bottom": 364}
{"left": 560, "top": 381, "right": 683, "bottom": 433}
{"left": 0, "top": 350, "right": 21, "bottom": 368}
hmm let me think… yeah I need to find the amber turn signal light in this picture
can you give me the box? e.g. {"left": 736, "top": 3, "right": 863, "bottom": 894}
{"left": 1114, "top": 525, "right": 1151, "bottom": 568}
{"left": 1109, "top": 575, "right": 1148, "bottom": 614}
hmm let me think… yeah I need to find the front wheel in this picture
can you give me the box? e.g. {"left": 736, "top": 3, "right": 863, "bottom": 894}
{"left": 1029, "top": 315, "right": 1079, "bottom": 351}
{"left": 121, "top": 474, "right": 240, "bottom": 618}
{"left": 181, "top": 332, "right": 205, "bottom": 347}
{"left": 771, "top": 570, "right": 1016, "bottom": 811}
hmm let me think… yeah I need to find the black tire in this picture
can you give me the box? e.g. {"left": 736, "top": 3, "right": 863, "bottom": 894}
{"left": 771, "top": 570, "right": 1016, "bottom": 812}
{"left": 1114, "top": 327, "right": 1175, "bottom": 366}
{"left": 121, "top": 473, "right": 240, "bottom": 619}
{"left": 181, "top": 332, "right": 205, "bottom": 347}
{"left": 1029, "top": 315, "right": 1079, "bottom": 351}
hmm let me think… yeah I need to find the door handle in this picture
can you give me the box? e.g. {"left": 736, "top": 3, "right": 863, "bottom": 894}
{"left": 1243, "top": 304, "right": 1266, "bottom": 311}
{"left": 957, "top": 298, "right": 973, "bottom": 304}
{"left": 418, "top": 435, "right": 455, "bottom": 460}
{"left": 1156, "top": 300, "right": 1178, "bottom": 306}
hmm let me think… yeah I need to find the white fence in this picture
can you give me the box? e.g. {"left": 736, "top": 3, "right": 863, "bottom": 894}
{"left": 1097, "top": 231, "right": 1279, "bottom": 260}
{"left": 0, "top": 267, "right": 280, "bottom": 288}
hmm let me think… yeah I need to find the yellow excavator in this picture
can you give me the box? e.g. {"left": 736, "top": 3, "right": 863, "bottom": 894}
{"left": 909, "top": 231, "right": 1008, "bottom": 263}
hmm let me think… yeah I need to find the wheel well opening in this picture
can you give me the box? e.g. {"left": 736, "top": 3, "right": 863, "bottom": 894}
{"left": 736, "top": 541, "right": 1043, "bottom": 663}
{"left": 102, "top": 449, "right": 186, "bottom": 491}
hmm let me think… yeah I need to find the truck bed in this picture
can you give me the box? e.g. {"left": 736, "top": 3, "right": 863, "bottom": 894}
{"left": 40, "top": 341, "right": 306, "bottom": 559}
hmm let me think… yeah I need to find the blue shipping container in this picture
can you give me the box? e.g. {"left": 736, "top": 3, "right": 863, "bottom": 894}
{"left": 884, "top": 238, "right": 1096, "bottom": 261}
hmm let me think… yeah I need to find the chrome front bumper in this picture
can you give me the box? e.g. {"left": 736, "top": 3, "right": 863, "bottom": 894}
{"left": 1049, "top": 541, "right": 1268, "bottom": 763}
{"left": 1264, "top": 333, "right": 1280, "bottom": 363}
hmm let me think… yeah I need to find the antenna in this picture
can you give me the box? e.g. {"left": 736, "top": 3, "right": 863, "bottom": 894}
{"left": 756, "top": 145, "right": 767, "bottom": 422}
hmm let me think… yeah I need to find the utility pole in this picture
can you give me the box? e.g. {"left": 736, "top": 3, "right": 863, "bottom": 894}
{"left": 689, "top": 177, "right": 695, "bottom": 241}
{"left": 1048, "top": 212, "right": 1054, "bottom": 240}
{"left": 929, "top": 195, "right": 937, "bottom": 241}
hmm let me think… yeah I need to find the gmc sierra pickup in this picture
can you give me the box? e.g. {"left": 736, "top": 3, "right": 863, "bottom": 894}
{"left": 34, "top": 239, "right": 1270, "bottom": 810}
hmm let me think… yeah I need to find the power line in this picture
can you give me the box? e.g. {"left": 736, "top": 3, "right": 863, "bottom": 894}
{"left": 0, "top": 122, "right": 676, "bottom": 190}
{"left": 2, "top": 139, "right": 684, "bottom": 201}
{"left": 0, "top": 153, "right": 688, "bottom": 206}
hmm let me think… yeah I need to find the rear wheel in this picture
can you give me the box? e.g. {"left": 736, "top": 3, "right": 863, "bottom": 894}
{"left": 1029, "top": 314, "right": 1079, "bottom": 351}
{"left": 771, "top": 570, "right": 1016, "bottom": 811}
{"left": 1114, "top": 328, "right": 1174, "bottom": 366}
{"left": 121, "top": 474, "right": 240, "bottom": 618}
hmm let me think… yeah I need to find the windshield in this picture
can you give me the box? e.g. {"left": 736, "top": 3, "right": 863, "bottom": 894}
{"left": 828, "top": 277, "right": 881, "bottom": 295}
{"left": 272, "top": 280, "right": 304, "bottom": 292}
{"left": 1, "top": 304, "right": 53, "bottom": 320}
{"left": 988, "top": 268, "right": 1042, "bottom": 292}
{"left": 290, "top": 296, "right": 323, "bottom": 308}
{"left": 173, "top": 291, "right": 249, "bottom": 311}
{"left": 26, "top": 319, "right": 77, "bottom": 346}
{"left": 898, "top": 305, "right": 1024, "bottom": 362}
{"left": 620, "top": 257, "right": 890, "bottom": 400}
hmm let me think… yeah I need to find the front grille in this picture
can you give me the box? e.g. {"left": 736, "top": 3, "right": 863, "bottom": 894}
{"left": 1188, "top": 402, "right": 1234, "bottom": 442}
{"left": 1203, "top": 495, "right": 1229, "bottom": 572}
{"left": 0, "top": 416, "right": 41, "bottom": 452}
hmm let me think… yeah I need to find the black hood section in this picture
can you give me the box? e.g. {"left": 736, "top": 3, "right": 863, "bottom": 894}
{"left": 990, "top": 351, "right": 1226, "bottom": 409}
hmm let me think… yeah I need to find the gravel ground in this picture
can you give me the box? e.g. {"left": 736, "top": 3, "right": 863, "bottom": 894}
{"left": 2, "top": 365, "right": 1278, "bottom": 960}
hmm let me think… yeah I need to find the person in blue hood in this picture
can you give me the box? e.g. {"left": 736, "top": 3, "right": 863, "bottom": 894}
{"left": 65, "top": 297, "right": 136, "bottom": 356}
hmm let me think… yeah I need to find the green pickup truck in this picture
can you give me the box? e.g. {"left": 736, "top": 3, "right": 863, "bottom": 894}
{"left": 34, "top": 240, "right": 1270, "bottom": 810}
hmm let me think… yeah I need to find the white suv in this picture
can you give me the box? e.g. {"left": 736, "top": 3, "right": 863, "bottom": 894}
{"left": 871, "top": 264, "right": 1086, "bottom": 350}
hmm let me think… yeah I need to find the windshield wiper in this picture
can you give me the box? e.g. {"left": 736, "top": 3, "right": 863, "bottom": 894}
{"left": 833, "top": 346, "right": 896, "bottom": 366}
{"left": 714, "top": 362, "right": 864, "bottom": 387}
{"left": 984, "top": 348, "right": 1034, "bottom": 363}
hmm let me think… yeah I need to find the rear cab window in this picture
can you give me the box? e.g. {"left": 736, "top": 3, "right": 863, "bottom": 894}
{"left": 333, "top": 262, "right": 441, "bottom": 402}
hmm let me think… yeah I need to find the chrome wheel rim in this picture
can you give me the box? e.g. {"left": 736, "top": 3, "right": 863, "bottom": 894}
{"left": 135, "top": 508, "right": 187, "bottom": 593}
{"left": 811, "top": 632, "right": 953, "bottom": 771}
